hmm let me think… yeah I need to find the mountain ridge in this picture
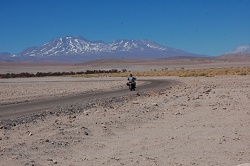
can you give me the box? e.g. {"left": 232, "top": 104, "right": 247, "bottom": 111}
{"left": 226, "top": 44, "right": 250, "bottom": 54}
{"left": 218, "top": 44, "right": 250, "bottom": 60}
{"left": 1, "top": 36, "right": 205, "bottom": 62}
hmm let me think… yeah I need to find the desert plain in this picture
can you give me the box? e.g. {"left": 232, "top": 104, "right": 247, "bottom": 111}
{"left": 0, "top": 59, "right": 250, "bottom": 166}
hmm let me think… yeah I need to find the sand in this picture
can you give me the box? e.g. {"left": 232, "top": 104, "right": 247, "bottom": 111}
{"left": 1, "top": 75, "right": 250, "bottom": 166}
{"left": 0, "top": 77, "right": 126, "bottom": 105}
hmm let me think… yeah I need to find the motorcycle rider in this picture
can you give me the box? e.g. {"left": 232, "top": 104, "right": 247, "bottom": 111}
{"left": 127, "top": 73, "right": 136, "bottom": 88}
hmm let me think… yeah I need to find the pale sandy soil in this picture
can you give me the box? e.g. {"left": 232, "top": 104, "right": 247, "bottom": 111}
{"left": 1, "top": 75, "right": 250, "bottom": 166}
{"left": 2, "top": 59, "right": 250, "bottom": 73}
{"left": 0, "top": 77, "right": 126, "bottom": 105}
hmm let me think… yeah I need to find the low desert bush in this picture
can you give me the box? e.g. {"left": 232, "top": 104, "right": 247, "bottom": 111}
{"left": 99, "top": 67, "right": 250, "bottom": 77}
{"left": 2, "top": 67, "right": 250, "bottom": 79}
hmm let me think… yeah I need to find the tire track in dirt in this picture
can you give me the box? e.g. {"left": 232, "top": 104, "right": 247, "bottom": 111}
{"left": 0, "top": 79, "right": 176, "bottom": 119}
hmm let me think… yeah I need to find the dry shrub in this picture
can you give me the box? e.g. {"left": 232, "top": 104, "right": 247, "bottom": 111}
{"left": 79, "top": 67, "right": 250, "bottom": 78}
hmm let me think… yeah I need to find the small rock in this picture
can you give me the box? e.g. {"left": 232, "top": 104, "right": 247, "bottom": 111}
{"left": 204, "top": 90, "right": 211, "bottom": 94}
{"left": 101, "top": 124, "right": 107, "bottom": 128}
{"left": 81, "top": 126, "right": 88, "bottom": 130}
{"left": 174, "top": 112, "right": 182, "bottom": 115}
{"left": 84, "top": 111, "right": 89, "bottom": 116}
{"left": 132, "top": 101, "right": 140, "bottom": 104}
{"left": 233, "top": 137, "right": 240, "bottom": 141}
{"left": 152, "top": 103, "right": 158, "bottom": 106}
{"left": 29, "top": 132, "right": 33, "bottom": 136}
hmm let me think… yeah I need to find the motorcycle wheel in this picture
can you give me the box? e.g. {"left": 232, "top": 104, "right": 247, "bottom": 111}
{"left": 129, "top": 85, "right": 133, "bottom": 91}
{"left": 130, "top": 84, "right": 135, "bottom": 91}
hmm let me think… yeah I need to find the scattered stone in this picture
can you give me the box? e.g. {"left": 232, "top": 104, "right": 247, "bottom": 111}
{"left": 84, "top": 111, "right": 89, "bottom": 116}
{"left": 81, "top": 126, "right": 88, "bottom": 130}
{"left": 204, "top": 89, "right": 212, "bottom": 94}
{"left": 152, "top": 103, "right": 158, "bottom": 106}
{"left": 174, "top": 112, "right": 183, "bottom": 115}
{"left": 29, "top": 132, "right": 33, "bottom": 136}
{"left": 0, "top": 87, "right": 171, "bottom": 132}
{"left": 69, "top": 115, "right": 76, "bottom": 119}
{"left": 233, "top": 137, "right": 240, "bottom": 141}
{"left": 132, "top": 101, "right": 140, "bottom": 104}
{"left": 101, "top": 124, "right": 107, "bottom": 128}
{"left": 47, "top": 159, "right": 58, "bottom": 164}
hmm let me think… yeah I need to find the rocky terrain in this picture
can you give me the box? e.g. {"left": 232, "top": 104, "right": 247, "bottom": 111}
{"left": 1, "top": 76, "right": 250, "bottom": 166}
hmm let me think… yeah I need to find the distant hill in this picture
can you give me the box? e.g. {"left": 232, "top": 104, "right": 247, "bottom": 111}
{"left": 0, "top": 36, "right": 205, "bottom": 62}
{"left": 218, "top": 53, "right": 250, "bottom": 61}
{"left": 218, "top": 44, "right": 250, "bottom": 61}
{"left": 0, "top": 52, "right": 11, "bottom": 61}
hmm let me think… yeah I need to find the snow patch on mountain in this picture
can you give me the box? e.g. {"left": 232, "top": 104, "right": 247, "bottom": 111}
{"left": 227, "top": 45, "right": 250, "bottom": 54}
{"left": 0, "top": 36, "right": 204, "bottom": 62}
{"left": 16, "top": 36, "right": 172, "bottom": 58}
{"left": 18, "top": 36, "right": 107, "bottom": 57}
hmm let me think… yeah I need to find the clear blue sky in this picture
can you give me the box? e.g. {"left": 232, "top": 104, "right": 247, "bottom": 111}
{"left": 0, "top": 0, "right": 250, "bottom": 56}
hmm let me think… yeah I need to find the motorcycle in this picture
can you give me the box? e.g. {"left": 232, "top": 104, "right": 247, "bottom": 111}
{"left": 127, "top": 81, "right": 136, "bottom": 91}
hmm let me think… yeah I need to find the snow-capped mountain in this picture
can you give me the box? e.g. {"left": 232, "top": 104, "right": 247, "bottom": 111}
{"left": 1, "top": 36, "right": 203, "bottom": 62}
{"left": 17, "top": 36, "right": 172, "bottom": 57}
{"left": 227, "top": 45, "right": 250, "bottom": 54}
{"left": 218, "top": 44, "right": 250, "bottom": 60}
{"left": 18, "top": 36, "right": 107, "bottom": 57}
{"left": 107, "top": 39, "right": 167, "bottom": 52}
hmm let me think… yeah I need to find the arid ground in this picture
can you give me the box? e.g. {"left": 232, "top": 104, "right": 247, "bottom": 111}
{"left": 2, "top": 58, "right": 250, "bottom": 73}
{"left": 1, "top": 59, "right": 250, "bottom": 166}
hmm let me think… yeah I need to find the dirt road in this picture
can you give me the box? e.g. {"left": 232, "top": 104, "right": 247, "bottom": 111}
{"left": 0, "top": 79, "right": 176, "bottom": 119}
